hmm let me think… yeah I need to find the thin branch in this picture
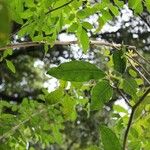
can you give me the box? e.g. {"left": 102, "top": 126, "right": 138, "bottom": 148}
{"left": 127, "top": 58, "right": 150, "bottom": 85}
{"left": 126, "top": 54, "right": 150, "bottom": 77}
{"left": 139, "top": 14, "right": 150, "bottom": 29}
{"left": 0, "top": 109, "right": 45, "bottom": 141}
{"left": 0, "top": 40, "right": 136, "bottom": 51}
{"left": 133, "top": 48, "right": 150, "bottom": 65}
{"left": 123, "top": 87, "right": 150, "bottom": 150}
{"left": 117, "top": 89, "right": 132, "bottom": 108}
{"left": 46, "top": 0, "right": 74, "bottom": 15}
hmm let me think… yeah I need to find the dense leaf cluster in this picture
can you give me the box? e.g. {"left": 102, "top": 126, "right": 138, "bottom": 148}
{"left": 0, "top": 0, "right": 150, "bottom": 150}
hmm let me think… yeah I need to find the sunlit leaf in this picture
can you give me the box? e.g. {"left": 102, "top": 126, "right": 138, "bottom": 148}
{"left": 6, "top": 60, "right": 16, "bottom": 73}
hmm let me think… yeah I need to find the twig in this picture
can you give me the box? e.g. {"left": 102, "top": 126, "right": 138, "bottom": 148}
{"left": 127, "top": 58, "right": 150, "bottom": 85}
{"left": 133, "top": 49, "right": 150, "bottom": 65}
{"left": 126, "top": 54, "right": 150, "bottom": 77}
{"left": 0, "top": 109, "right": 45, "bottom": 141}
{"left": 46, "top": 0, "right": 74, "bottom": 15}
{"left": 123, "top": 87, "right": 150, "bottom": 150}
{"left": 0, "top": 40, "right": 136, "bottom": 51}
{"left": 117, "top": 89, "right": 132, "bottom": 108}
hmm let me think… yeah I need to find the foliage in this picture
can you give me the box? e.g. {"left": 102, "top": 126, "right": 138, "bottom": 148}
{"left": 0, "top": 0, "right": 150, "bottom": 150}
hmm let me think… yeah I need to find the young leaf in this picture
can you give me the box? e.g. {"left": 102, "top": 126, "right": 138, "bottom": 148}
{"left": 113, "top": 50, "right": 126, "bottom": 74}
{"left": 100, "top": 125, "right": 122, "bottom": 150}
{"left": 91, "top": 80, "right": 113, "bottom": 110}
{"left": 77, "top": 25, "right": 90, "bottom": 53}
{"left": 47, "top": 61, "right": 105, "bottom": 82}
{"left": 6, "top": 60, "right": 16, "bottom": 73}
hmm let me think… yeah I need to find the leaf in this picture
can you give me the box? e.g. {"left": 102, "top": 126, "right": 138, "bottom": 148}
{"left": 109, "top": 4, "right": 119, "bottom": 16}
{"left": 6, "top": 60, "right": 16, "bottom": 73}
{"left": 77, "top": 25, "right": 90, "bottom": 53}
{"left": 61, "top": 96, "right": 77, "bottom": 121}
{"left": 113, "top": 105, "right": 128, "bottom": 114}
{"left": 122, "top": 78, "right": 138, "bottom": 97}
{"left": 45, "top": 88, "right": 64, "bottom": 105}
{"left": 114, "top": 0, "right": 124, "bottom": 8}
{"left": 47, "top": 61, "right": 105, "bottom": 82}
{"left": 100, "top": 125, "right": 122, "bottom": 150}
{"left": 67, "top": 22, "right": 78, "bottom": 32}
{"left": 91, "top": 80, "right": 113, "bottom": 110}
{"left": 129, "top": 69, "right": 137, "bottom": 77}
{"left": 82, "top": 22, "right": 93, "bottom": 30}
{"left": 145, "top": 0, "right": 150, "bottom": 12}
{"left": 113, "top": 50, "right": 126, "bottom": 74}
{"left": 3, "top": 49, "right": 13, "bottom": 58}
{"left": 0, "top": 0, "right": 11, "bottom": 46}
{"left": 128, "top": 0, "right": 143, "bottom": 14}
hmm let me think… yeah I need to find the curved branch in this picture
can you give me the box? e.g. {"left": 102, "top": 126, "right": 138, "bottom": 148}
{"left": 123, "top": 87, "right": 150, "bottom": 150}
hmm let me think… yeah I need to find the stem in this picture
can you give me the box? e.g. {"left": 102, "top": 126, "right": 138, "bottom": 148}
{"left": 46, "top": 0, "right": 74, "bottom": 15}
{"left": 117, "top": 89, "right": 132, "bottom": 108}
{"left": 0, "top": 40, "right": 136, "bottom": 51}
{"left": 133, "top": 49, "right": 150, "bottom": 65}
{"left": 126, "top": 54, "right": 150, "bottom": 77}
{"left": 123, "top": 87, "right": 150, "bottom": 150}
{"left": 127, "top": 58, "right": 150, "bottom": 85}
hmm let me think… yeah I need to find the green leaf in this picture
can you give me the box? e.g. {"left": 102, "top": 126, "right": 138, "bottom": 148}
{"left": 77, "top": 25, "right": 90, "bottom": 53}
{"left": 129, "top": 69, "right": 137, "bottom": 77}
{"left": 47, "top": 61, "right": 105, "bottom": 82}
{"left": 122, "top": 78, "right": 138, "bottom": 97}
{"left": 82, "top": 22, "right": 93, "bottom": 30}
{"left": 61, "top": 96, "right": 77, "bottom": 121}
{"left": 91, "top": 80, "right": 113, "bottom": 110}
{"left": 100, "top": 125, "right": 122, "bottom": 150}
{"left": 45, "top": 88, "right": 64, "bottom": 105}
{"left": 128, "top": 0, "right": 143, "bottom": 14}
{"left": 3, "top": 49, "right": 13, "bottom": 58}
{"left": 6, "top": 60, "right": 16, "bottom": 73}
{"left": 145, "top": 0, "right": 150, "bottom": 12}
{"left": 113, "top": 50, "right": 126, "bottom": 74}
{"left": 67, "top": 22, "right": 78, "bottom": 32}
{"left": 113, "top": 105, "right": 128, "bottom": 114}
{"left": 114, "top": 0, "right": 124, "bottom": 8}
{"left": 109, "top": 4, "right": 119, "bottom": 16}
{"left": 0, "top": 0, "right": 11, "bottom": 46}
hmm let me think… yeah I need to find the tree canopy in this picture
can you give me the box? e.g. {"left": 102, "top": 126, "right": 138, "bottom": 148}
{"left": 0, "top": 0, "right": 150, "bottom": 150}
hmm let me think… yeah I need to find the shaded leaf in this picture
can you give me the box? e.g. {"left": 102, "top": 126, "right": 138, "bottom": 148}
{"left": 91, "top": 80, "right": 113, "bottom": 110}
{"left": 47, "top": 61, "right": 105, "bottom": 82}
{"left": 122, "top": 78, "right": 138, "bottom": 97}
{"left": 45, "top": 88, "right": 64, "bottom": 105}
{"left": 0, "top": 0, "right": 11, "bottom": 46}
{"left": 113, "top": 50, "right": 126, "bottom": 74}
{"left": 100, "top": 125, "right": 122, "bottom": 150}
